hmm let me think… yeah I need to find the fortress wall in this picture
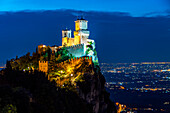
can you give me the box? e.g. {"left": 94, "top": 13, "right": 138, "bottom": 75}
{"left": 39, "top": 57, "right": 93, "bottom": 74}
{"left": 56, "top": 57, "right": 92, "bottom": 67}
{"left": 66, "top": 44, "right": 85, "bottom": 57}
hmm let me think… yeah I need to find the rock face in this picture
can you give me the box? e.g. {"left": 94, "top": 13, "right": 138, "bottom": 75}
{"left": 77, "top": 68, "right": 117, "bottom": 113}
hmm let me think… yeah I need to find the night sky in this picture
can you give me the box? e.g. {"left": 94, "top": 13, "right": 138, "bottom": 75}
{"left": 0, "top": 0, "right": 170, "bottom": 66}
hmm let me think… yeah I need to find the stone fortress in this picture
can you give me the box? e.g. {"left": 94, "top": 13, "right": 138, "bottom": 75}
{"left": 38, "top": 17, "right": 98, "bottom": 73}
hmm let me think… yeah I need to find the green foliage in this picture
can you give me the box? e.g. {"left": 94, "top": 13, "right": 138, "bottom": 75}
{"left": 48, "top": 59, "right": 66, "bottom": 74}
{"left": 1, "top": 104, "right": 17, "bottom": 113}
{"left": 86, "top": 42, "right": 98, "bottom": 60}
{"left": 88, "top": 41, "right": 93, "bottom": 45}
{"left": 10, "top": 52, "right": 39, "bottom": 71}
{"left": 55, "top": 47, "right": 73, "bottom": 63}
{"left": 9, "top": 45, "right": 74, "bottom": 72}
{"left": 48, "top": 47, "right": 73, "bottom": 74}
{"left": 43, "top": 52, "right": 48, "bottom": 58}
{"left": 85, "top": 48, "right": 92, "bottom": 56}
{"left": 93, "top": 61, "right": 99, "bottom": 67}
{"left": 93, "top": 49, "right": 97, "bottom": 56}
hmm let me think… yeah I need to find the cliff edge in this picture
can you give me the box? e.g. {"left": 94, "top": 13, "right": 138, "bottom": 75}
{"left": 77, "top": 67, "right": 117, "bottom": 113}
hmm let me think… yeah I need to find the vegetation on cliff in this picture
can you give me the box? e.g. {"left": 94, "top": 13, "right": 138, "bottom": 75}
{"left": 0, "top": 61, "right": 116, "bottom": 113}
{"left": 0, "top": 68, "right": 89, "bottom": 113}
{"left": 10, "top": 46, "right": 73, "bottom": 71}
{"left": 3, "top": 47, "right": 116, "bottom": 113}
{"left": 9, "top": 46, "right": 93, "bottom": 88}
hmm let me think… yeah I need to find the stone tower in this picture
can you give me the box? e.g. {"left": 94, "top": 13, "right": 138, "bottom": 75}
{"left": 62, "top": 29, "right": 71, "bottom": 38}
{"left": 74, "top": 17, "right": 90, "bottom": 45}
{"left": 62, "top": 29, "right": 74, "bottom": 46}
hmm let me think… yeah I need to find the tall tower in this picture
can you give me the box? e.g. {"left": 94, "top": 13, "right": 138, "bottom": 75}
{"left": 62, "top": 29, "right": 72, "bottom": 46}
{"left": 74, "top": 17, "right": 90, "bottom": 45}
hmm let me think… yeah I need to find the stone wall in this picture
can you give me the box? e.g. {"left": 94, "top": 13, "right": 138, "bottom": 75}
{"left": 65, "top": 44, "right": 86, "bottom": 57}
{"left": 56, "top": 56, "right": 92, "bottom": 67}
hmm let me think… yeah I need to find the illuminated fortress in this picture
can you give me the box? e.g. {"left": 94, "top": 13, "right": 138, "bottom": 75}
{"left": 62, "top": 18, "right": 93, "bottom": 48}
{"left": 38, "top": 17, "right": 98, "bottom": 72}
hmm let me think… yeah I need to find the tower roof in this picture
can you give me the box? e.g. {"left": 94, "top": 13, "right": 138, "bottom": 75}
{"left": 77, "top": 18, "right": 85, "bottom": 20}
{"left": 62, "top": 28, "right": 71, "bottom": 31}
{"left": 75, "top": 18, "right": 88, "bottom": 22}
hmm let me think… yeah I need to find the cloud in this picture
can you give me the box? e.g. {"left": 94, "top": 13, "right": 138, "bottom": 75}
{"left": 143, "top": 10, "right": 170, "bottom": 17}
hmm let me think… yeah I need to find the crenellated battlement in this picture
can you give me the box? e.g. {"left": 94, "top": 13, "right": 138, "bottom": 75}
{"left": 59, "top": 44, "right": 84, "bottom": 50}
{"left": 39, "top": 61, "right": 48, "bottom": 63}
{"left": 38, "top": 56, "right": 92, "bottom": 73}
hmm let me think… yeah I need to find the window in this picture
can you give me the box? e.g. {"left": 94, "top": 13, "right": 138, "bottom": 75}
{"left": 64, "top": 33, "right": 67, "bottom": 37}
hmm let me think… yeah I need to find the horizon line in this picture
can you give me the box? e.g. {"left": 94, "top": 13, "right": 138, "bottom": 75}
{"left": 0, "top": 8, "right": 169, "bottom": 18}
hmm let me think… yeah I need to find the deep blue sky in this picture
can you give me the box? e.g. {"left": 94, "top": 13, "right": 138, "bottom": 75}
{"left": 0, "top": 0, "right": 170, "bottom": 16}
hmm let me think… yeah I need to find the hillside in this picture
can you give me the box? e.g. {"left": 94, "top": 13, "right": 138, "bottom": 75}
{"left": 0, "top": 56, "right": 117, "bottom": 113}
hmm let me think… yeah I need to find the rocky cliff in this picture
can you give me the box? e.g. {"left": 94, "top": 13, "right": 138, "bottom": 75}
{"left": 77, "top": 67, "right": 117, "bottom": 113}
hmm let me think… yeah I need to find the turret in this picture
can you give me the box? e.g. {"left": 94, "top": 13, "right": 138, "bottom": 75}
{"left": 62, "top": 29, "right": 72, "bottom": 46}
{"left": 62, "top": 29, "right": 71, "bottom": 38}
{"left": 74, "top": 17, "right": 90, "bottom": 45}
{"left": 75, "top": 17, "right": 88, "bottom": 31}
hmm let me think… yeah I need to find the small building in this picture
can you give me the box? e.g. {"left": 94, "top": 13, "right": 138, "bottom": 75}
{"left": 38, "top": 44, "right": 47, "bottom": 54}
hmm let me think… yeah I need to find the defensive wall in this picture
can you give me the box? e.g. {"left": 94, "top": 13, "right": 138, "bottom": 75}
{"left": 38, "top": 43, "right": 86, "bottom": 58}
{"left": 65, "top": 44, "right": 86, "bottom": 57}
{"left": 38, "top": 56, "right": 93, "bottom": 73}
{"left": 56, "top": 56, "right": 92, "bottom": 67}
